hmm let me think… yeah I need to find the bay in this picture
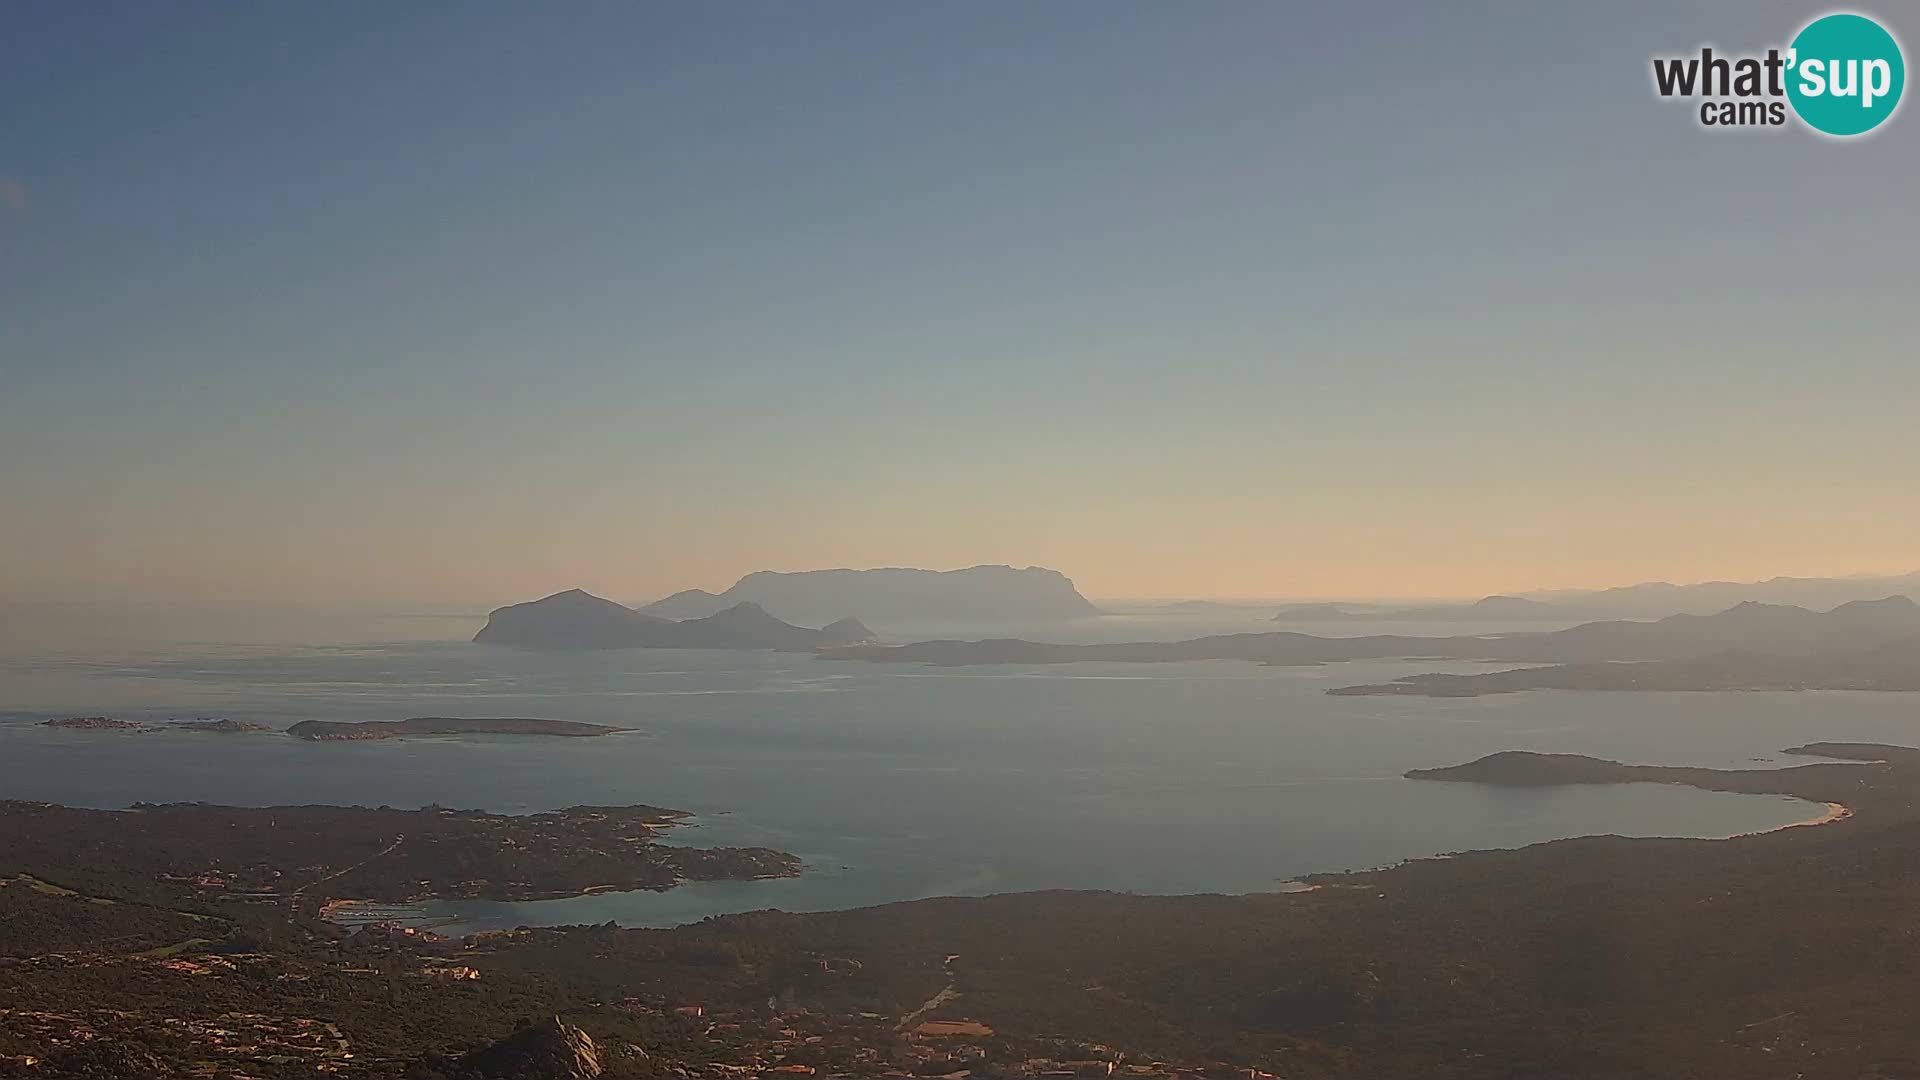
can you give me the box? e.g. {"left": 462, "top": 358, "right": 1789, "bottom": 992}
{"left": 3, "top": 613, "right": 1910, "bottom": 933}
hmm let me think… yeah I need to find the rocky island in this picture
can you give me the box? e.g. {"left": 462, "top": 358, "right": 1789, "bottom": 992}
{"left": 164, "top": 717, "right": 275, "bottom": 733}
{"left": 43, "top": 716, "right": 145, "bottom": 731}
{"left": 286, "top": 717, "right": 625, "bottom": 741}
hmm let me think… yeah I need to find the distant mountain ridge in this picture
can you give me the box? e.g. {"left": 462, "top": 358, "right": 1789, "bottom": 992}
{"left": 1259, "top": 571, "right": 1920, "bottom": 623}
{"left": 1327, "top": 595, "right": 1920, "bottom": 697}
{"left": 825, "top": 596, "right": 1920, "bottom": 670}
{"left": 1534, "top": 570, "right": 1920, "bottom": 618}
{"left": 1272, "top": 594, "right": 1581, "bottom": 622}
{"left": 637, "top": 564, "right": 1102, "bottom": 624}
{"left": 474, "top": 589, "right": 873, "bottom": 651}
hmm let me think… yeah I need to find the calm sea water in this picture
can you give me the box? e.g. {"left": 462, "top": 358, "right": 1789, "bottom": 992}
{"left": 3, "top": 612, "right": 1915, "bottom": 932}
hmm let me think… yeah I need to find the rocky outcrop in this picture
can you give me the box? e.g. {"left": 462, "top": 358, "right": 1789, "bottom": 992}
{"left": 456, "top": 1016, "right": 603, "bottom": 1079}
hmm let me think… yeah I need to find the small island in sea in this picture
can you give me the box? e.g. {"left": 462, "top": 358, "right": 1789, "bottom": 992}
{"left": 167, "top": 718, "right": 275, "bottom": 733}
{"left": 44, "top": 716, "right": 274, "bottom": 734}
{"left": 43, "top": 716, "right": 145, "bottom": 731}
{"left": 286, "top": 716, "right": 625, "bottom": 741}
{"left": 42, "top": 715, "right": 624, "bottom": 741}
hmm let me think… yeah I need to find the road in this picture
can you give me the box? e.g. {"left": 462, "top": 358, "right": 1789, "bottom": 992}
{"left": 897, "top": 953, "right": 962, "bottom": 1031}
{"left": 292, "top": 834, "right": 405, "bottom": 897}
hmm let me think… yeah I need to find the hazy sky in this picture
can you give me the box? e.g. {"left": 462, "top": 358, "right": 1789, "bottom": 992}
{"left": 3, "top": 2, "right": 1916, "bottom": 607}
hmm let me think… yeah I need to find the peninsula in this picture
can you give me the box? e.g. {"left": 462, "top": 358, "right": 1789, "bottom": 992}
{"left": 1404, "top": 742, "right": 1884, "bottom": 794}
{"left": 0, "top": 799, "right": 799, "bottom": 906}
{"left": 1328, "top": 636, "right": 1920, "bottom": 696}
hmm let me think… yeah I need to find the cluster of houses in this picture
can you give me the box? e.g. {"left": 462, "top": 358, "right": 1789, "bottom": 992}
{"left": 0, "top": 1006, "right": 357, "bottom": 1074}
{"left": 599, "top": 994, "right": 1287, "bottom": 1080}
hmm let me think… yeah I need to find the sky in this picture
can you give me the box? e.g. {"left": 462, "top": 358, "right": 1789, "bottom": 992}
{"left": 2, "top": 1, "right": 1917, "bottom": 608}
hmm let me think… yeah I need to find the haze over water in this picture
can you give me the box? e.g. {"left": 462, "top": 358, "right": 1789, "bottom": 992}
{"left": 5, "top": 611, "right": 1906, "bottom": 933}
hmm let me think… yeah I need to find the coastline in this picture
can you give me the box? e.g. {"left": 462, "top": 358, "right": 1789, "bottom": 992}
{"left": 19, "top": 744, "right": 1920, "bottom": 1078}
{"left": 1714, "top": 799, "right": 1852, "bottom": 840}
{"left": 339, "top": 783, "right": 1834, "bottom": 938}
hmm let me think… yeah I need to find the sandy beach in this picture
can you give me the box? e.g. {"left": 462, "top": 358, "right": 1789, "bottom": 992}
{"left": 1715, "top": 800, "right": 1853, "bottom": 840}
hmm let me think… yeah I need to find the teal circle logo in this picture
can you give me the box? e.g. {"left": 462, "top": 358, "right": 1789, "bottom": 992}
{"left": 1786, "top": 13, "right": 1905, "bottom": 136}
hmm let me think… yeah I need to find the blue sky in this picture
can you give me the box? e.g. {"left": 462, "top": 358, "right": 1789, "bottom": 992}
{"left": 3, "top": 1, "right": 1916, "bottom": 605}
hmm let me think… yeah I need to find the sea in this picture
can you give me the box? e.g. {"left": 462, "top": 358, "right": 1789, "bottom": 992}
{"left": 3, "top": 606, "right": 1915, "bottom": 934}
